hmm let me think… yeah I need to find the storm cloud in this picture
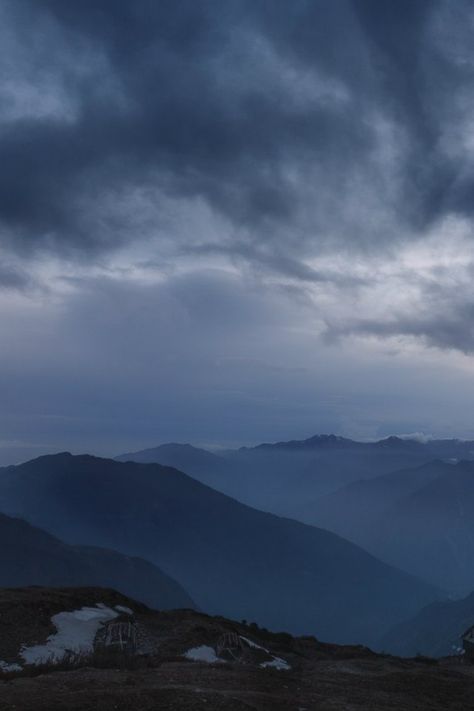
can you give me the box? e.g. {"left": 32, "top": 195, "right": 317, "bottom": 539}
{"left": 2, "top": 0, "right": 468, "bottom": 258}
{"left": 2, "top": 0, "right": 474, "bottom": 459}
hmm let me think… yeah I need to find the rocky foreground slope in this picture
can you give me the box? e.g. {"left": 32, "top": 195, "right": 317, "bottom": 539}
{"left": 0, "top": 587, "right": 473, "bottom": 710}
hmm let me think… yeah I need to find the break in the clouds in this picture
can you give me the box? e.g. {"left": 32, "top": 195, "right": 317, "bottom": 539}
{"left": 2, "top": 0, "right": 474, "bottom": 461}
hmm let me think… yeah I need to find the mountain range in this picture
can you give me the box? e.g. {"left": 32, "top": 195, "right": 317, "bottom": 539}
{"left": 117, "top": 435, "right": 474, "bottom": 517}
{"left": 118, "top": 436, "right": 474, "bottom": 594}
{"left": 306, "top": 459, "right": 474, "bottom": 593}
{"left": 0, "top": 510, "right": 193, "bottom": 610}
{"left": 0, "top": 452, "right": 439, "bottom": 648}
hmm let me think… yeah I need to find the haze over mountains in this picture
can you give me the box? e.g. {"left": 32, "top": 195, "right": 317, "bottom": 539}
{"left": 0, "top": 451, "right": 438, "bottom": 649}
{"left": 0, "top": 511, "right": 193, "bottom": 610}
{"left": 1, "top": 431, "right": 473, "bottom": 658}
{"left": 118, "top": 434, "right": 474, "bottom": 519}
{"left": 310, "top": 459, "right": 474, "bottom": 593}
{"left": 382, "top": 590, "right": 474, "bottom": 658}
{"left": 118, "top": 434, "right": 474, "bottom": 593}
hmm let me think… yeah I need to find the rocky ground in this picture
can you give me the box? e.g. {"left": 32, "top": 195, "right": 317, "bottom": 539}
{"left": 0, "top": 587, "right": 473, "bottom": 710}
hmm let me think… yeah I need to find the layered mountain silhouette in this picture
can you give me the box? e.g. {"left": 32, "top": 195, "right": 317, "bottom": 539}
{"left": 304, "top": 459, "right": 452, "bottom": 541}
{"left": 117, "top": 435, "right": 473, "bottom": 520}
{"left": 382, "top": 590, "right": 474, "bottom": 657}
{"left": 0, "top": 453, "right": 439, "bottom": 648}
{"left": 0, "top": 511, "right": 193, "bottom": 610}
{"left": 116, "top": 443, "right": 225, "bottom": 489}
{"left": 117, "top": 442, "right": 224, "bottom": 469}
{"left": 118, "top": 437, "right": 474, "bottom": 595}
{"left": 307, "top": 460, "right": 474, "bottom": 593}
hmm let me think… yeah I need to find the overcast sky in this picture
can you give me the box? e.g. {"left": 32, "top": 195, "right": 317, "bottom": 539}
{"left": 2, "top": 0, "right": 474, "bottom": 463}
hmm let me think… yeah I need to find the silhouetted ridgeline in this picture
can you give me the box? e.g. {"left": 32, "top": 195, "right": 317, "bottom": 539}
{"left": 0, "top": 511, "right": 193, "bottom": 609}
{"left": 118, "top": 437, "right": 474, "bottom": 594}
{"left": 0, "top": 452, "right": 439, "bottom": 649}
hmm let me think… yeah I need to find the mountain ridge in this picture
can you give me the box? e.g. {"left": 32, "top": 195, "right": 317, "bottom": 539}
{"left": 306, "top": 459, "right": 474, "bottom": 593}
{"left": 0, "top": 510, "right": 194, "bottom": 610}
{"left": 0, "top": 452, "right": 440, "bottom": 649}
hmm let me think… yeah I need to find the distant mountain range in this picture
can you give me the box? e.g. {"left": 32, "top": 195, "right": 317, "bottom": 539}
{"left": 0, "top": 511, "right": 193, "bottom": 610}
{"left": 306, "top": 459, "right": 474, "bottom": 593}
{"left": 0, "top": 453, "right": 439, "bottom": 648}
{"left": 241, "top": 434, "right": 474, "bottom": 456}
{"left": 116, "top": 434, "right": 474, "bottom": 516}
{"left": 117, "top": 436, "right": 474, "bottom": 595}
{"left": 116, "top": 443, "right": 225, "bottom": 489}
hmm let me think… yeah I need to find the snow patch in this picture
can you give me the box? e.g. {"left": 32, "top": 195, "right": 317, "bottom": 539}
{"left": 184, "top": 636, "right": 290, "bottom": 670}
{"left": 115, "top": 605, "right": 133, "bottom": 615}
{"left": 21, "top": 605, "right": 119, "bottom": 665}
{"left": 260, "top": 656, "right": 291, "bottom": 670}
{"left": 240, "top": 635, "right": 290, "bottom": 670}
{"left": 0, "top": 660, "right": 22, "bottom": 672}
{"left": 239, "top": 635, "right": 269, "bottom": 653}
{"left": 184, "top": 645, "right": 222, "bottom": 663}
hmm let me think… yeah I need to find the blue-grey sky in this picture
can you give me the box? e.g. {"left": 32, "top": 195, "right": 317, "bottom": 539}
{"left": 2, "top": 0, "right": 474, "bottom": 463}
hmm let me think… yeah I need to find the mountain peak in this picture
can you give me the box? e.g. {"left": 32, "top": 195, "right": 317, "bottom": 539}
{"left": 373, "top": 436, "right": 423, "bottom": 450}
{"left": 251, "top": 433, "right": 358, "bottom": 451}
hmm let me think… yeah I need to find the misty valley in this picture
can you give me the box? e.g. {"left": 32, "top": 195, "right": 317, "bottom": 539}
{"left": 2, "top": 434, "right": 474, "bottom": 709}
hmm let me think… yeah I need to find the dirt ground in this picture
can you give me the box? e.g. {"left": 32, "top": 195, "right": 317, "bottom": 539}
{"left": 2, "top": 587, "right": 474, "bottom": 710}
{"left": 1, "top": 656, "right": 474, "bottom": 710}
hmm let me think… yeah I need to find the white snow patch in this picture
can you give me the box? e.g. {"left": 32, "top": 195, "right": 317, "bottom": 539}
{"left": 184, "top": 645, "right": 222, "bottom": 663}
{"left": 21, "top": 605, "right": 119, "bottom": 665}
{"left": 115, "top": 605, "right": 133, "bottom": 615}
{"left": 0, "top": 660, "right": 22, "bottom": 672}
{"left": 239, "top": 635, "right": 269, "bottom": 653}
{"left": 260, "top": 656, "right": 291, "bottom": 670}
{"left": 240, "top": 635, "right": 290, "bottom": 670}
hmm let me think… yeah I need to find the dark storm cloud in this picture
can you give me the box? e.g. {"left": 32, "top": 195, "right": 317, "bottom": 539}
{"left": 0, "top": 262, "right": 31, "bottom": 290}
{"left": 3, "top": 0, "right": 474, "bottom": 371}
{"left": 2, "top": 0, "right": 464, "bottom": 262}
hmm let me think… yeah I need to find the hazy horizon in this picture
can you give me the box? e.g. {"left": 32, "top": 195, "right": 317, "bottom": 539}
{"left": 2, "top": 428, "right": 473, "bottom": 468}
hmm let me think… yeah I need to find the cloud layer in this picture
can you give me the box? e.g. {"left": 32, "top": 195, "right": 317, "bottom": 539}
{"left": 2, "top": 0, "right": 465, "bottom": 257}
{"left": 1, "top": 0, "right": 474, "bottom": 459}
